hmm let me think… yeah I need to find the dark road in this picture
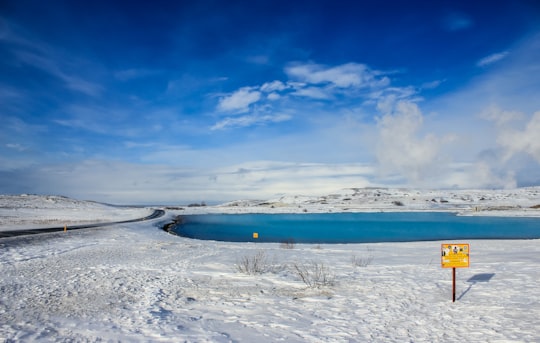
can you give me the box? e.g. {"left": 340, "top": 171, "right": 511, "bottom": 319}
{"left": 0, "top": 209, "right": 165, "bottom": 238}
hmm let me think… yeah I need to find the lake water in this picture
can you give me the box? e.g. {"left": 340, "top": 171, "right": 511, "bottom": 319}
{"left": 171, "top": 212, "right": 540, "bottom": 243}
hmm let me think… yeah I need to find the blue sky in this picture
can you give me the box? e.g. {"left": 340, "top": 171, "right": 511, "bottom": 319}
{"left": 1, "top": 1, "right": 540, "bottom": 204}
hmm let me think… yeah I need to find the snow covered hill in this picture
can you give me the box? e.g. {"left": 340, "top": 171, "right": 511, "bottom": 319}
{"left": 0, "top": 194, "right": 153, "bottom": 231}
{"left": 211, "top": 187, "right": 540, "bottom": 217}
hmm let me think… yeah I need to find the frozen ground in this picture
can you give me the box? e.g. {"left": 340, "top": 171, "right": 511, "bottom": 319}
{"left": 0, "top": 194, "right": 153, "bottom": 231}
{"left": 1, "top": 188, "right": 540, "bottom": 342}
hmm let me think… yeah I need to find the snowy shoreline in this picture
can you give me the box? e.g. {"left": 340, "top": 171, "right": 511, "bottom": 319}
{"left": 2, "top": 187, "right": 540, "bottom": 233}
{"left": 1, "top": 188, "right": 540, "bottom": 342}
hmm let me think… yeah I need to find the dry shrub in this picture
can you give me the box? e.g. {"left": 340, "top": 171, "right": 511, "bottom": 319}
{"left": 292, "top": 261, "right": 335, "bottom": 288}
{"left": 236, "top": 251, "right": 270, "bottom": 275}
{"left": 351, "top": 246, "right": 374, "bottom": 267}
{"left": 280, "top": 238, "right": 295, "bottom": 249}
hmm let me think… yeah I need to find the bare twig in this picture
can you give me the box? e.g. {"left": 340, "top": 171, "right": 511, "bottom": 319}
{"left": 292, "top": 261, "right": 335, "bottom": 288}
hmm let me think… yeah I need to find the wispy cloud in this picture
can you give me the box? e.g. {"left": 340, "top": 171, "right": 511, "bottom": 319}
{"left": 5, "top": 143, "right": 28, "bottom": 152}
{"left": 2, "top": 116, "right": 44, "bottom": 134}
{"left": 211, "top": 113, "right": 291, "bottom": 130}
{"left": 421, "top": 79, "right": 445, "bottom": 90}
{"left": 0, "top": 86, "right": 25, "bottom": 102}
{"left": 12, "top": 48, "right": 102, "bottom": 97}
{"left": 291, "top": 86, "right": 333, "bottom": 99}
{"left": 260, "top": 80, "right": 287, "bottom": 92}
{"left": 442, "top": 11, "right": 473, "bottom": 32}
{"left": 285, "top": 62, "right": 389, "bottom": 89}
{"left": 114, "top": 68, "right": 163, "bottom": 81}
{"left": 246, "top": 54, "right": 270, "bottom": 65}
{"left": 53, "top": 105, "right": 140, "bottom": 137}
{"left": 217, "top": 87, "right": 262, "bottom": 113}
{"left": 1, "top": 22, "right": 103, "bottom": 96}
{"left": 477, "top": 51, "right": 509, "bottom": 67}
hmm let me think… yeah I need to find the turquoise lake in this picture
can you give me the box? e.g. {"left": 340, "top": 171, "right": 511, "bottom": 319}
{"left": 171, "top": 212, "right": 540, "bottom": 243}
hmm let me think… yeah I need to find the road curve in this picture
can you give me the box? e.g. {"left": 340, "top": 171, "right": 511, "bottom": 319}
{"left": 0, "top": 209, "right": 165, "bottom": 238}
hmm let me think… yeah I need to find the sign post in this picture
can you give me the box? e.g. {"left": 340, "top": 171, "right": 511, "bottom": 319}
{"left": 441, "top": 243, "right": 470, "bottom": 302}
{"left": 452, "top": 267, "right": 456, "bottom": 302}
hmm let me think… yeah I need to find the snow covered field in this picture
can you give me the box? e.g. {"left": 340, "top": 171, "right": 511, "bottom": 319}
{"left": 0, "top": 195, "right": 154, "bottom": 231}
{"left": 1, "top": 189, "right": 540, "bottom": 342}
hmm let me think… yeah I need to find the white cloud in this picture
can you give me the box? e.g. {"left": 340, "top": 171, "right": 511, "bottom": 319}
{"left": 373, "top": 105, "right": 517, "bottom": 188}
{"left": 478, "top": 105, "right": 540, "bottom": 176}
{"left": 285, "top": 62, "right": 385, "bottom": 89}
{"left": 211, "top": 113, "right": 291, "bottom": 130}
{"left": 286, "top": 81, "right": 307, "bottom": 89}
{"left": 5, "top": 143, "right": 27, "bottom": 152}
{"left": 204, "top": 45, "right": 539, "bottom": 192}
{"left": 214, "top": 161, "right": 374, "bottom": 197}
{"left": 0, "top": 159, "right": 375, "bottom": 204}
{"left": 217, "top": 87, "right": 261, "bottom": 113}
{"left": 214, "top": 61, "right": 394, "bottom": 123}
{"left": 428, "top": 161, "right": 517, "bottom": 189}
{"left": 421, "top": 79, "right": 445, "bottom": 89}
{"left": 267, "top": 92, "right": 280, "bottom": 100}
{"left": 371, "top": 87, "right": 418, "bottom": 115}
{"left": 411, "top": 34, "right": 540, "bottom": 185}
{"left": 375, "top": 101, "right": 448, "bottom": 184}
{"left": 496, "top": 111, "right": 540, "bottom": 163}
{"left": 477, "top": 51, "right": 509, "bottom": 67}
{"left": 291, "top": 86, "right": 332, "bottom": 99}
{"left": 480, "top": 105, "right": 524, "bottom": 126}
{"left": 260, "top": 80, "right": 287, "bottom": 92}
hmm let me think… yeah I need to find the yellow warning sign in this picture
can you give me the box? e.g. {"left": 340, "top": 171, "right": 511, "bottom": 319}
{"left": 441, "top": 243, "right": 470, "bottom": 268}
{"left": 253, "top": 232, "right": 259, "bottom": 239}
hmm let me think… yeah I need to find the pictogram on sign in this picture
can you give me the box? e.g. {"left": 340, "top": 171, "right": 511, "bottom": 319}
{"left": 441, "top": 243, "right": 470, "bottom": 268}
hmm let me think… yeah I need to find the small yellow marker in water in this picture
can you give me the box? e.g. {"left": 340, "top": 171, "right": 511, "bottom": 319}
{"left": 253, "top": 232, "right": 258, "bottom": 239}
